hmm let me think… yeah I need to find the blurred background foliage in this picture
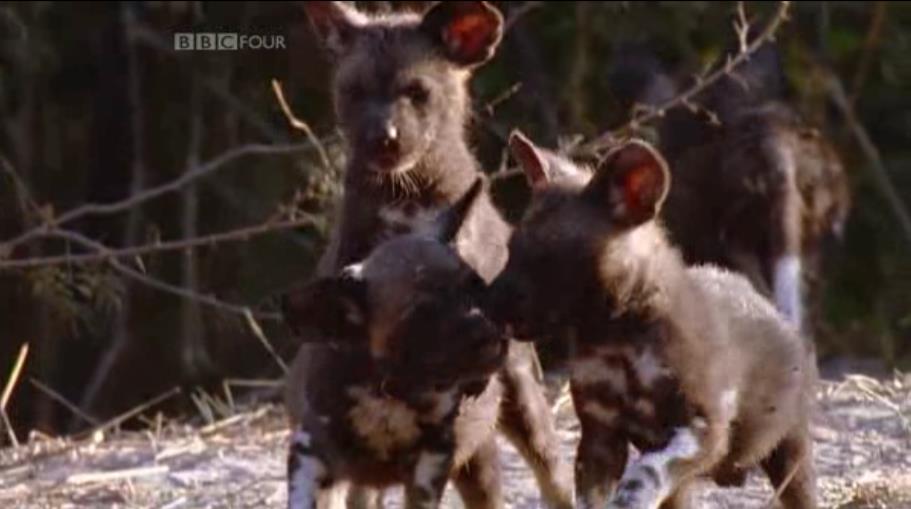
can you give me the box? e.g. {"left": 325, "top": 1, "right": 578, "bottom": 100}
{"left": 0, "top": 1, "right": 908, "bottom": 438}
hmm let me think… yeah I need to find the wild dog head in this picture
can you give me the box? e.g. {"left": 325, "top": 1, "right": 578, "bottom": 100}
{"left": 489, "top": 132, "right": 671, "bottom": 340}
{"left": 305, "top": 1, "right": 503, "bottom": 180}
{"left": 283, "top": 179, "right": 507, "bottom": 387}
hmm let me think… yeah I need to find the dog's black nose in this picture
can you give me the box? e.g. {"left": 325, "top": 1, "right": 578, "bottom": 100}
{"left": 367, "top": 123, "right": 400, "bottom": 158}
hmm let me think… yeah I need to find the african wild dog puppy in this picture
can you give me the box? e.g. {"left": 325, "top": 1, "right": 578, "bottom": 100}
{"left": 609, "top": 41, "right": 850, "bottom": 334}
{"left": 301, "top": 2, "right": 572, "bottom": 507}
{"left": 281, "top": 180, "right": 511, "bottom": 509}
{"left": 490, "top": 133, "right": 818, "bottom": 509}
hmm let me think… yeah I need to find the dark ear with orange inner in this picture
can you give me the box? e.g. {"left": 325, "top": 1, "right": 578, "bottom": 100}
{"left": 584, "top": 140, "right": 671, "bottom": 227}
{"left": 420, "top": 1, "right": 504, "bottom": 67}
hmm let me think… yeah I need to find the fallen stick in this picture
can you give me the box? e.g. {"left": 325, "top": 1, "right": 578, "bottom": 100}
{"left": 66, "top": 464, "right": 169, "bottom": 485}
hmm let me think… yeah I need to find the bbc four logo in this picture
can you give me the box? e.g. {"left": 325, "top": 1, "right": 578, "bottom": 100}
{"left": 174, "top": 33, "right": 286, "bottom": 51}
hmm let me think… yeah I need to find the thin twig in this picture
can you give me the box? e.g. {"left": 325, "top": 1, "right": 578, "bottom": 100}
{"left": 77, "top": 386, "right": 181, "bottom": 440}
{"left": 504, "top": 1, "right": 544, "bottom": 33}
{"left": 67, "top": 465, "right": 169, "bottom": 485}
{"left": 45, "top": 228, "right": 281, "bottom": 321}
{"left": 1, "top": 343, "right": 29, "bottom": 411}
{"left": 0, "top": 143, "right": 314, "bottom": 258}
{"left": 763, "top": 450, "right": 806, "bottom": 508}
{"left": 851, "top": 378, "right": 911, "bottom": 432}
{"left": 29, "top": 378, "right": 100, "bottom": 427}
{"left": 850, "top": 1, "right": 887, "bottom": 106}
{"left": 577, "top": 1, "right": 792, "bottom": 156}
{"left": 0, "top": 412, "right": 17, "bottom": 447}
{"left": 0, "top": 216, "right": 318, "bottom": 269}
{"left": 0, "top": 156, "right": 41, "bottom": 222}
{"left": 243, "top": 309, "right": 290, "bottom": 374}
{"left": 822, "top": 68, "right": 911, "bottom": 247}
{"left": 271, "top": 79, "right": 334, "bottom": 172}
{"left": 128, "top": 23, "right": 286, "bottom": 144}
{"left": 0, "top": 343, "right": 29, "bottom": 446}
{"left": 223, "top": 378, "right": 283, "bottom": 389}
{"left": 479, "top": 82, "right": 523, "bottom": 119}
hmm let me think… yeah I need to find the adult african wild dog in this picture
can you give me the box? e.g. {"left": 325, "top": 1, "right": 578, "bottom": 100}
{"left": 298, "top": 2, "right": 572, "bottom": 507}
{"left": 491, "top": 133, "right": 818, "bottom": 509}
{"left": 282, "top": 180, "right": 510, "bottom": 509}
{"left": 609, "top": 40, "right": 850, "bottom": 334}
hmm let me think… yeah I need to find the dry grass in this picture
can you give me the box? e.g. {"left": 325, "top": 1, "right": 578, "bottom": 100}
{"left": 1, "top": 373, "right": 909, "bottom": 508}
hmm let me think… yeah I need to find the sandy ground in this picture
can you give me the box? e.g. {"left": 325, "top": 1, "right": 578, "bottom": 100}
{"left": 2, "top": 372, "right": 910, "bottom": 509}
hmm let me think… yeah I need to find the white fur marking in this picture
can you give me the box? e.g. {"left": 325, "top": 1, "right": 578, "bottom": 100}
{"left": 424, "top": 389, "right": 459, "bottom": 423}
{"left": 773, "top": 255, "right": 803, "bottom": 328}
{"left": 720, "top": 389, "right": 739, "bottom": 421}
{"left": 632, "top": 350, "right": 670, "bottom": 388}
{"left": 288, "top": 455, "right": 326, "bottom": 509}
{"left": 608, "top": 427, "right": 700, "bottom": 509}
{"left": 292, "top": 430, "right": 312, "bottom": 449}
{"left": 414, "top": 451, "right": 449, "bottom": 493}
{"left": 342, "top": 263, "right": 364, "bottom": 280}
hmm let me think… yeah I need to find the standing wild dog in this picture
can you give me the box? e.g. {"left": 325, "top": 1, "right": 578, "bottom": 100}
{"left": 609, "top": 41, "right": 850, "bottom": 334}
{"left": 282, "top": 181, "right": 512, "bottom": 509}
{"left": 299, "top": 2, "right": 572, "bottom": 507}
{"left": 491, "top": 132, "right": 818, "bottom": 509}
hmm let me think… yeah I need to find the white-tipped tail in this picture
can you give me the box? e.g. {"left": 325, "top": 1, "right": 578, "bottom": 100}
{"left": 773, "top": 255, "right": 803, "bottom": 329}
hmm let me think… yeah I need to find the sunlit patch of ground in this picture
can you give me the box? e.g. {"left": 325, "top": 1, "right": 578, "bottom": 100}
{"left": 2, "top": 373, "right": 909, "bottom": 508}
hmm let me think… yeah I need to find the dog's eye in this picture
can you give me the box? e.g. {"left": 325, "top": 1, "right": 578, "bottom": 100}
{"left": 401, "top": 81, "right": 429, "bottom": 105}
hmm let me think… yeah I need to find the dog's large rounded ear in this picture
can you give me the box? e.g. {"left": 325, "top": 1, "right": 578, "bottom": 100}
{"left": 303, "top": 1, "right": 367, "bottom": 56}
{"left": 584, "top": 140, "right": 670, "bottom": 227}
{"left": 281, "top": 275, "right": 368, "bottom": 343}
{"left": 433, "top": 177, "right": 484, "bottom": 244}
{"left": 420, "top": 1, "right": 503, "bottom": 67}
{"left": 509, "top": 130, "right": 550, "bottom": 190}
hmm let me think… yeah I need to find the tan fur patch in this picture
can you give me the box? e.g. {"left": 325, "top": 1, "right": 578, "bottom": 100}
{"left": 347, "top": 387, "right": 421, "bottom": 459}
{"left": 633, "top": 398, "right": 656, "bottom": 418}
{"left": 581, "top": 400, "right": 620, "bottom": 426}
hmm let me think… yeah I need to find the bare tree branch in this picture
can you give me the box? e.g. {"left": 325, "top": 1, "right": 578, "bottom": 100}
{"left": 29, "top": 378, "right": 99, "bottom": 427}
{"left": 504, "top": 1, "right": 544, "bottom": 33}
{"left": 271, "top": 79, "right": 335, "bottom": 172}
{"left": 243, "top": 310, "right": 290, "bottom": 375}
{"left": 129, "top": 22, "right": 287, "bottom": 144}
{"left": 822, "top": 68, "right": 911, "bottom": 247}
{"left": 850, "top": 1, "right": 888, "bottom": 106}
{"left": 0, "top": 143, "right": 315, "bottom": 259}
{"left": 577, "top": 1, "right": 792, "bottom": 156}
{"left": 44, "top": 228, "right": 280, "bottom": 321}
{"left": 0, "top": 216, "right": 317, "bottom": 270}
{"left": 0, "top": 155, "right": 42, "bottom": 223}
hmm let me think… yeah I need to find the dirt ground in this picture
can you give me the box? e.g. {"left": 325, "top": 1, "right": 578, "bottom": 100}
{"left": 2, "top": 370, "right": 910, "bottom": 509}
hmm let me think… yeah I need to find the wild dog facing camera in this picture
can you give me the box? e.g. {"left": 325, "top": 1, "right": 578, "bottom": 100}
{"left": 304, "top": 1, "right": 503, "bottom": 176}
{"left": 282, "top": 179, "right": 506, "bottom": 386}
